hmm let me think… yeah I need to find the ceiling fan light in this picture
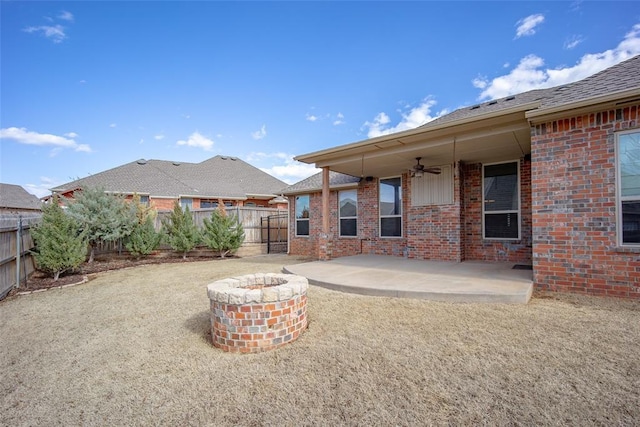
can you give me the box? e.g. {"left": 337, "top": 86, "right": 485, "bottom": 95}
{"left": 414, "top": 170, "right": 423, "bottom": 178}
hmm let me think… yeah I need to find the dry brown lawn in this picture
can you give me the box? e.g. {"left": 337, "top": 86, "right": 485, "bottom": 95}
{"left": 1, "top": 254, "right": 638, "bottom": 426}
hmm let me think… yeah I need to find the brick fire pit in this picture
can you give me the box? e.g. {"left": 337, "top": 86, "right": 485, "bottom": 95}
{"left": 206, "top": 273, "right": 308, "bottom": 353}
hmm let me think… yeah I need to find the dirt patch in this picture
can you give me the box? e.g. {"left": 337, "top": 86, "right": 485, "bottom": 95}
{"left": 18, "top": 255, "right": 224, "bottom": 292}
{"left": 1, "top": 255, "right": 639, "bottom": 426}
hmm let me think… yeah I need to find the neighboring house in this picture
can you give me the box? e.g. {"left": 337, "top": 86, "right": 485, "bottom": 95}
{"left": 0, "top": 183, "right": 42, "bottom": 213}
{"left": 283, "top": 55, "right": 640, "bottom": 299}
{"left": 48, "top": 155, "right": 288, "bottom": 210}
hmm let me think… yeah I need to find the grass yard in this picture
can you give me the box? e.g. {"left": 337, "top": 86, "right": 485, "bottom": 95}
{"left": 1, "top": 254, "right": 638, "bottom": 426}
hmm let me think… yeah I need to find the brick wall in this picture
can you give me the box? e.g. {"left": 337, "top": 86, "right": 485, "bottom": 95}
{"left": 462, "top": 159, "right": 533, "bottom": 263}
{"left": 288, "top": 161, "right": 534, "bottom": 264}
{"left": 406, "top": 162, "right": 463, "bottom": 261}
{"left": 150, "top": 197, "right": 177, "bottom": 211}
{"left": 531, "top": 104, "right": 640, "bottom": 299}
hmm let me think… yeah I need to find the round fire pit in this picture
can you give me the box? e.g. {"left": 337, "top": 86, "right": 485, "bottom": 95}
{"left": 206, "top": 273, "right": 308, "bottom": 353}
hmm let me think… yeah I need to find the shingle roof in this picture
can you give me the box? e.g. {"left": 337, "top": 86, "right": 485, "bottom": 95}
{"left": 0, "top": 184, "right": 42, "bottom": 210}
{"left": 425, "top": 55, "right": 640, "bottom": 127}
{"left": 540, "top": 55, "right": 640, "bottom": 109}
{"left": 282, "top": 171, "right": 360, "bottom": 194}
{"left": 51, "top": 156, "right": 287, "bottom": 199}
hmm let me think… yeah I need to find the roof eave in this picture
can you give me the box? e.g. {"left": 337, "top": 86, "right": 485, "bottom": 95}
{"left": 526, "top": 87, "right": 640, "bottom": 122}
{"left": 295, "top": 101, "right": 542, "bottom": 164}
{"left": 282, "top": 181, "right": 361, "bottom": 196}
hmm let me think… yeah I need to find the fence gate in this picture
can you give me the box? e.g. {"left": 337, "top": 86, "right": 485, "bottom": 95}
{"left": 261, "top": 214, "right": 288, "bottom": 254}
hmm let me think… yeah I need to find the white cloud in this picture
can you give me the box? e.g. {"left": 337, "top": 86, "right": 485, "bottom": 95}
{"left": 245, "top": 152, "right": 320, "bottom": 185}
{"left": 24, "top": 177, "right": 63, "bottom": 198}
{"left": 474, "top": 23, "right": 640, "bottom": 100}
{"left": 333, "top": 113, "right": 345, "bottom": 126}
{"left": 251, "top": 124, "right": 267, "bottom": 140}
{"left": 0, "top": 127, "right": 91, "bottom": 152}
{"left": 109, "top": 123, "right": 117, "bottom": 128}
{"left": 23, "top": 24, "right": 67, "bottom": 43}
{"left": 306, "top": 113, "right": 318, "bottom": 122}
{"left": 176, "top": 131, "right": 214, "bottom": 151}
{"left": 515, "top": 14, "right": 545, "bottom": 39}
{"left": 58, "top": 11, "right": 74, "bottom": 22}
{"left": 564, "top": 35, "right": 584, "bottom": 50}
{"left": 154, "top": 134, "right": 165, "bottom": 140}
{"left": 362, "top": 99, "right": 447, "bottom": 138}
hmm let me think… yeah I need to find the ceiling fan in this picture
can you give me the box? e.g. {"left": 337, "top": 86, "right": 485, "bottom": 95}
{"left": 410, "top": 157, "right": 441, "bottom": 177}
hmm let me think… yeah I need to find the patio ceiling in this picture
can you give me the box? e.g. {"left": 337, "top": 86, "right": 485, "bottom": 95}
{"left": 297, "top": 111, "right": 532, "bottom": 178}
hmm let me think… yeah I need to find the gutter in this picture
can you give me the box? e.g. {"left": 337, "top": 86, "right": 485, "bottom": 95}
{"left": 295, "top": 101, "right": 542, "bottom": 163}
{"left": 282, "top": 182, "right": 360, "bottom": 196}
{"left": 525, "top": 87, "right": 640, "bottom": 121}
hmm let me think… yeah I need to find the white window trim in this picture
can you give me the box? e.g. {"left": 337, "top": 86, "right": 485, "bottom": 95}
{"left": 379, "top": 176, "right": 403, "bottom": 238}
{"left": 180, "top": 197, "right": 193, "bottom": 209}
{"left": 295, "top": 194, "right": 310, "bottom": 237}
{"left": 616, "top": 129, "right": 640, "bottom": 247}
{"left": 482, "top": 160, "right": 521, "bottom": 241}
{"left": 338, "top": 189, "right": 358, "bottom": 238}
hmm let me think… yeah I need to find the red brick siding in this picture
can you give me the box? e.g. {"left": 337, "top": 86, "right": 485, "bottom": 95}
{"left": 150, "top": 197, "right": 177, "bottom": 211}
{"left": 462, "top": 159, "right": 533, "bottom": 263}
{"left": 531, "top": 104, "right": 640, "bottom": 299}
{"left": 406, "top": 163, "right": 463, "bottom": 261}
{"left": 289, "top": 162, "right": 533, "bottom": 264}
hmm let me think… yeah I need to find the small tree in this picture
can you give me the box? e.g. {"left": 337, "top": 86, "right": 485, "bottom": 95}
{"left": 162, "top": 202, "right": 200, "bottom": 259}
{"left": 125, "top": 216, "right": 162, "bottom": 259}
{"left": 202, "top": 205, "right": 245, "bottom": 258}
{"left": 124, "top": 194, "right": 161, "bottom": 259}
{"left": 31, "top": 198, "right": 87, "bottom": 281}
{"left": 67, "top": 186, "right": 135, "bottom": 263}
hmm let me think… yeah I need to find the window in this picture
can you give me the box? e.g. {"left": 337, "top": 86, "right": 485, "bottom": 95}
{"left": 139, "top": 195, "right": 149, "bottom": 205}
{"left": 618, "top": 130, "right": 640, "bottom": 245}
{"left": 339, "top": 189, "right": 358, "bottom": 237}
{"left": 180, "top": 197, "right": 193, "bottom": 210}
{"left": 295, "top": 195, "right": 310, "bottom": 236}
{"left": 200, "top": 199, "right": 218, "bottom": 208}
{"left": 483, "top": 161, "right": 520, "bottom": 239}
{"left": 380, "top": 177, "right": 402, "bottom": 237}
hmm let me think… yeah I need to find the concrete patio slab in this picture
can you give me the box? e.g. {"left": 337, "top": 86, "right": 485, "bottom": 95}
{"left": 283, "top": 254, "right": 533, "bottom": 304}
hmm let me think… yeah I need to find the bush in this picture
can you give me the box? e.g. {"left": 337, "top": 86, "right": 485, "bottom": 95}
{"left": 125, "top": 216, "right": 162, "bottom": 259}
{"left": 202, "top": 206, "right": 245, "bottom": 258}
{"left": 31, "top": 198, "right": 87, "bottom": 281}
{"left": 162, "top": 202, "right": 200, "bottom": 259}
{"left": 66, "top": 186, "right": 136, "bottom": 263}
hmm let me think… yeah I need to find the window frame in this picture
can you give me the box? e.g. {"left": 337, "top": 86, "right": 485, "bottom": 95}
{"left": 338, "top": 189, "right": 358, "bottom": 238}
{"left": 616, "top": 129, "right": 640, "bottom": 247}
{"left": 379, "top": 176, "right": 403, "bottom": 238}
{"left": 295, "top": 194, "right": 310, "bottom": 237}
{"left": 482, "top": 160, "right": 521, "bottom": 241}
{"left": 180, "top": 197, "right": 193, "bottom": 210}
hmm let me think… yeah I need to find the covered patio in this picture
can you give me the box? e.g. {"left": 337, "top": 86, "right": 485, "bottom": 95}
{"left": 284, "top": 254, "right": 533, "bottom": 304}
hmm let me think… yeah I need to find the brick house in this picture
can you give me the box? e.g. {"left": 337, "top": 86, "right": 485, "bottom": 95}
{"left": 48, "top": 155, "right": 288, "bottom": 210}
{"left": 283, "top": 55, "right": 640, "bottom": 299}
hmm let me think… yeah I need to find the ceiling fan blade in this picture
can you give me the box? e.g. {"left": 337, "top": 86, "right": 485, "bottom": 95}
{"left": 424, "top": 168, "right": 441, "bottom": 174}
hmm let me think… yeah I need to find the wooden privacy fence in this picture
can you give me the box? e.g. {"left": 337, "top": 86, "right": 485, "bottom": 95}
{"left": 96, "top": 206, "right": 288, "bottom": 255}
{"left": 155, "top": 206, "right": 288, "bottom": 244}
{"left": 0, "top": 214, "right": 41, "bottom": 299}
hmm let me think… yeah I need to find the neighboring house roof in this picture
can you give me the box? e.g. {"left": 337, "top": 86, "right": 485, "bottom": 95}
{"left": 0, "top": 183, "right": 42, "bottom": 211}
{"left": 51, "top": 156, "right": 287, "bottom": 200}
{"left": 282, "top": 171, "right": 360, "bottom": 194}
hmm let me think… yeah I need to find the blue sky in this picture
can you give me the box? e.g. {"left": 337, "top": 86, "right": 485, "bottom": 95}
{"left": 1, "top": 1, "right": 639, "bottom": 197}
